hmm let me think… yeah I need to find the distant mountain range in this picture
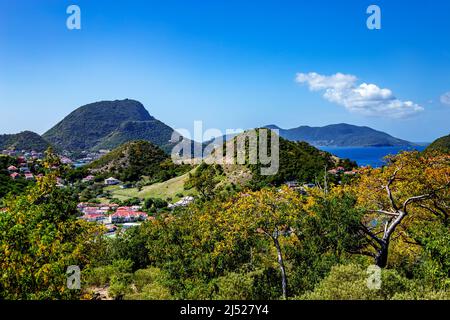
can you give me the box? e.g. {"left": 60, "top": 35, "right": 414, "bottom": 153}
{"left": 0, "top": 99, "right": 423, "bottom": 154}
{"left": 264, "top": 124, "right": 414, "bottom": 147}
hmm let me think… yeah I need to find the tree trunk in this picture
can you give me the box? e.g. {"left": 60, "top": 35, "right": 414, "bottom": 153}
{"left": 273, "top": 237, "right": 288, "bottom": 300}
{"left": 375, "top": 241, "right": 389, "bottom": 268}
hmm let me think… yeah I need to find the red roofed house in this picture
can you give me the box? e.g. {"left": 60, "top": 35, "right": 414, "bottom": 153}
{"left": 327, "top": 169, "right": 338, "bottom": 175}
{"left": 110, "top": 210, "right": 147, "bottom": 223}
{"left": 7, "top": 165, "right": 18, "bottom": 172}
{"left": 10, "top": 172, "right": 20, "bottom": 180}
{"left": 24, "top": 173, "right": 35, "bottom": 181}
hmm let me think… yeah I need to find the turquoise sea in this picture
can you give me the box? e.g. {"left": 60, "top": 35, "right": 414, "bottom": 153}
{"left": 318, "top": 146, "right": 428, "bottom": 168}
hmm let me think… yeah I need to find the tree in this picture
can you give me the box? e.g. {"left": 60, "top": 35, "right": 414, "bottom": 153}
{"left": 185, "top": 162, "right": 223, "bottom": 199}
{"left": 144, "top": 197, "right": 168, "bottom": 212}
{"left": 351, "top": 152, "right": 450, "bottom": 268}
{"left": 0, "top": 149, "right": 104, "bottom": 299}
{"left": 217, "top": 187, "right": 305, "bottom": 299}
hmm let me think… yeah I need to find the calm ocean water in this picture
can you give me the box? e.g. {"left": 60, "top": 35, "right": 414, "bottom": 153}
{"left": 318, "top": 146, "right": 427, "bottom": 167}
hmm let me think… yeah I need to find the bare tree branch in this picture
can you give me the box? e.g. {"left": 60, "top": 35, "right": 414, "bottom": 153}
{"left": 385, "top": 167, "right": 402, "bottom": 211}
{"left": 369, "top": 209, "right": 400, "bottom": 217}
{"left": 359, "top": 223, "right": 384, "bottom": 246}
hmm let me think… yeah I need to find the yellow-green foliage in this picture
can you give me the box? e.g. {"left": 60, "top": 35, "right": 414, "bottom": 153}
{"left": 0, "top": 157, "right": 104, "bottom": 299}
{"left": 125, "top": 268, "right": 172, "bottom": 300}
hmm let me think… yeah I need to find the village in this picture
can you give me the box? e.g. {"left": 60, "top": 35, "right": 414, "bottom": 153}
{"left": 77, "top": 202, "right": 151, "bottom": 236}
{"left": 3, "top": 149, "right": 45, "bottom": 181}
{"left": 2, "top": 148, "right": 358, "bottom": 238}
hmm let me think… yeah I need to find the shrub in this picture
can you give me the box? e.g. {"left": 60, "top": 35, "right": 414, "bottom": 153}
{"left": 298, "top": 264, "right": 412, "bottom": 300}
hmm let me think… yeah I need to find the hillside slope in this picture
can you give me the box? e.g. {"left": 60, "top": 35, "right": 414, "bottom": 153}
{"left": 0, "top": 131, "right": 50, "bottom": 152}
{"left": 265, "top": 123, "right": 413, "bottom": 147}
{"left": 220, "top": 129, "right": 355, "bottom": 187}
{"left": 43, "top": 99, "right": 178, "bottom": 152}
{"left": 88, "top": 140, "right": 190, "bottom": 182}
{"left": 94, "top": 120, "right": 176, "bottom": 154}
{"left": 425, "top": 133, "right": 450, "bottom": 153}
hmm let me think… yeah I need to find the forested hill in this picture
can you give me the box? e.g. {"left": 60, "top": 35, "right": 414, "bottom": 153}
{"left": 265, "top": 123, "right": 414, "bottom": 147}
{"left": 425, "top": 133, "right": 450, "bottom": 153}
{"left": 87, "top": 140, "right": 189, "bottom": 183}
{"left": 222, "top": 129, "right": 356, "bottom": 187}
{"left": 42, "top": 99, "right": 179, "bottom": 153}
{"left": 0, "top": 131, "right": 50, "bottom": 152}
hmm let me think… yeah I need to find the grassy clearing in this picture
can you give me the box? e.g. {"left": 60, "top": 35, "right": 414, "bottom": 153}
{"left": 104, "top": 172, "right": 197, "bottom": 202}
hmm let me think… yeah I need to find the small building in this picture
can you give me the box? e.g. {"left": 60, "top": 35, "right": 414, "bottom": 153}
{"left": 24, "top": 173, "right": 35, "bottom": 181}
{"left": 104, "top": 177, "right": 121, "bottom": 186}
{"left": 7, "top": 165, "right": 18, "bottom": 172}
{"left": 285, "top": 181, "right": 299, "bottom": 188}
{"left": 60, "top": 156, "right": 73, "bottom": 165}
{"left": 327, "top": 169, "right": 338, "bottom": 175}
{"left": 80, "top": 213, "right": 106, "bottom": 223}
{"left": 10, "top": 172, "right": 20, "bottom": 180}
{"left": 104, "top": 224, "right": 117, "bottom": 233}
{"left": 110, "top": 210, "right": 147, "bottom": 223}
{"left": 19, "top": 167, "right": 30, "bottom": 173}
{"left": 168, "top": 196, "right": 195, "bottom": 209}
{"left": 82, "top": 175, "right": 95, "bottom": 183}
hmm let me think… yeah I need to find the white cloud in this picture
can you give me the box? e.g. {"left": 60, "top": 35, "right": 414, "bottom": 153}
{"left": 295, "top": 72, "right": 424, "bottom": 118}
{"left": 440, "top": 92, "right": 450, "bottom": 105}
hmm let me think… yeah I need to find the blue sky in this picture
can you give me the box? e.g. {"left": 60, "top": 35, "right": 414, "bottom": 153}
{"left": 1, "top": 0, "right": 449, "bottom": 142}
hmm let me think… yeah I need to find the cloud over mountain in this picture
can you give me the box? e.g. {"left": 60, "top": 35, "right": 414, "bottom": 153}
{"left": 295, "top": 72, "right": 423, "bottom": 118}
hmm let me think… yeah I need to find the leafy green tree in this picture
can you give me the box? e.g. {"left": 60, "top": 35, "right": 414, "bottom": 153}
{"left": 185, "top": 162, "right": 223, "bottom": 199}
{"left": 216, "top": 187, "right": 305, "bottom": 299}
{"left": 108, "top": 226, "right": 151, "bottom": 271}
{"left": 143, "top": 197, "right": 168, "bottom": 212}
{"left": 0, "top": 149, "right": 104, "bottom": 299}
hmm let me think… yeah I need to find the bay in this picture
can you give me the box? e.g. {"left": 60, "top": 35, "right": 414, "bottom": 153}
{"left": 318, "top": 145, "right": 428, "bottom": 168}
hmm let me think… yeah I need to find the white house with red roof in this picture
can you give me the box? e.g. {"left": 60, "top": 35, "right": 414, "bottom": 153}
{"left": 110, "top": 207, "right": 148, "bottom": 223}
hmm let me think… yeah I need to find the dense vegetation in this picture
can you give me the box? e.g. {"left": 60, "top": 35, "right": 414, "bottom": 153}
{"left": 94, "top": 120, "right": 178, "bottom": 154}
{"left": 1, "top": 146, "right": 449, "bottom": 300}
{"left": 0, "top": 131, "right": 50, "bottom": 152}
{"left": 42, "top": 99, "right": 179, "bottom": 152}
{"left": 266, "top": 123, "right": 414, "bottom": 147}
{"left": 249, "top": 138, "right": 353, "bottom": 188}
{"left": 87, "top": 140, "right": 190, "bottom": 183}
{"left": 0, "top": 151, "right": 104, "bottom": 299}
{"left": 82, "top": 151, "right": 449, "bottom": 300}
{"left": 221, "top": 129, "right": 356, "bottom": 189}
{"left": 0, "top": 155, "right": 33, "bottom": 201}
{"left": 425, "top": 133, "right": 450, "bottom": 153}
